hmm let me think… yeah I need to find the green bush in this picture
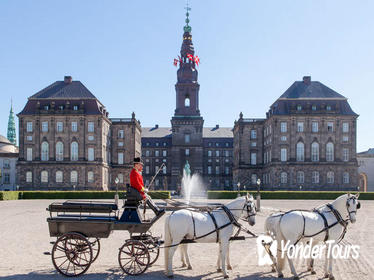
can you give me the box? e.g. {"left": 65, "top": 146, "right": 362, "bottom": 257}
{"left": 0, "top": 191, "right": 20, "bottom": 201}
{"left": 207, "top": 191, "right": 374, "bottom": 200}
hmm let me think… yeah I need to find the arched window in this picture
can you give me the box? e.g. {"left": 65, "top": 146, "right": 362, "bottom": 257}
{"left": 41, "top": 141, "right": 49, "bottom": 161}
{"left": 327, "top": 171, "right": 334, "bottom": 184}
{"left": 296, "top": 142, "right": 305, "bottom": 162}
{"left": 251, "top": 174, "right": 257, "bottom": 185}
{"left": 297, "top": 171, "right": 304, "bottom": 184}
{"left": 71, "top": 141, "right": 78, "bottom": 161}
{"left": 185, "top": 97, "right": 190, "bottom": 107}
{"left": 56, "top": 171, "right": 63, "bottom": 183}
{"left": 56, "top": 141, "right": 64, "bottom": 161}
{"left": 312, "top": 171, "right": 319, "bottom": 184}
{"left": 87, "top": 171, "right": 94, "bottom": 183}
{"left": 41, "top": 170, "right": 48, "bottom": 183}
{"left": 26, "top": 171, "right": 32, "bottom": 183}
{"left": 326, "top": 142, "right": 334, "bottom": 162}
{"left": 311, "top": 142, "right": 319, "bottom": 162}
{"left": 70, "top": 170, "right": 78, "bottom": 183}
{"left": 281, "top": 172, "right": 287, "bottom": 184}
{"left": 343, "top": 172, "right": 350, "bottom": 184}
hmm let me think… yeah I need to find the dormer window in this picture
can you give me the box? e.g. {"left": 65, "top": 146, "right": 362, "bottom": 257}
{"left": 297, "top": 105, "right": 302, "bottom": 111}
{"left": 58, "top": 105, "right": 64, "bottom": 110}
{"left": 185, "top": 97, "right": 190, "bottom": 107}
{"left": 44, "top": 105, "right": 49, "bottom": 110}
{"left": 312, "top": 105, "right": 317, "bottom": 111}
{"left": 73, "top": 105, "right": 78, "bottom": 111}
{"left": 326, "top": 105, "right": 331, "bottom": 111}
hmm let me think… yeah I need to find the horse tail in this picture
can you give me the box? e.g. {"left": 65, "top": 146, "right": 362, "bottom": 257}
{"left": 164, "top": 214, "right": 172, "bottom": 272}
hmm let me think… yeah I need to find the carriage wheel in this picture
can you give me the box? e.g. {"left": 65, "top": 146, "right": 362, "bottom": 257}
{"left": 52, "top": 232, "right": 93, "bottom": 277}
{"left": 146, "top": 238, "right": 160, "bottom": 265}
{"left": 88, "top": 238, "right": 100, "bottom": 263}
{"left": 118, "top": 239, "right": 150, "bottom": 275}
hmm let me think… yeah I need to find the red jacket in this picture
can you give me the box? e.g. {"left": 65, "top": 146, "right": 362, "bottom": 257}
{"left": 130, "top": 168, "right": 146, "bottom": 199}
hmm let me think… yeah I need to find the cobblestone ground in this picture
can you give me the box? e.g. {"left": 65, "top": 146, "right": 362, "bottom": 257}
{"left": 0, "top": 199, "right": 373, "bottom": 280}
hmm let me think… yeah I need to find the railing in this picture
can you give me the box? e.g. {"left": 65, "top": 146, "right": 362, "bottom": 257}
{"left": 110, "top": 118, "right": 132, "bottom": 123}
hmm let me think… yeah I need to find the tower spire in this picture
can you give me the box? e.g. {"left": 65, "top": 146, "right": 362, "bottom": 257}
{"left": 184, "top": 2, "right": 192, "bottom": 33}
{"left": 7, "top": 98, "right": 16, "bottom": 145}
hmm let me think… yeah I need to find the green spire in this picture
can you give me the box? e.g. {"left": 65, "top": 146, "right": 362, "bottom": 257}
{"left": 184, "top": 3, "right": 192, "bottom": 33}
{"left": 7, "top": 99, "right": 16, "bottom": 145}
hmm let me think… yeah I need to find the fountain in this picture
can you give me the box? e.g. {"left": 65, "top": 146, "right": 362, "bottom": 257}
{"left": 181, "top": 160, "right": 206, "bottom": 203}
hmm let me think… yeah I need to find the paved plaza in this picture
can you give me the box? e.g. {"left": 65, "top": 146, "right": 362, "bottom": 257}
{"left": 0, "top": 199, "right": 373, "bottom": 280}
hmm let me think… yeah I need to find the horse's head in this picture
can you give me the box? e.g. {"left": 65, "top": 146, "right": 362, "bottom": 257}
{"left": 244, "top": 193, "right": 256, "bottom": 226}
{"left": 346, "top": 193, "right": 360, "bottom": 224}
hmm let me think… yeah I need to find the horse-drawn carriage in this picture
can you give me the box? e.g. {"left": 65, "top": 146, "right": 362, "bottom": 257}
{"left": 46, "top": 185, "right": 165, "bottom": 277}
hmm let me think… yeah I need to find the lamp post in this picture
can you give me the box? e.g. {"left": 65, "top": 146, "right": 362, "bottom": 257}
{"left": 114, "top": 177, "right": 119, "bottom": 206}
{"left": 237, "top": 182, "right": 241, "bottom": 197}
{"left": 256, "top": 179, "right": 261, "bottom": 212}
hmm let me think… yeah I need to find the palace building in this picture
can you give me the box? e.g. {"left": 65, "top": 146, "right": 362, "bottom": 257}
{"left": 16, "top": 11, "right": 358, "bottom": 191}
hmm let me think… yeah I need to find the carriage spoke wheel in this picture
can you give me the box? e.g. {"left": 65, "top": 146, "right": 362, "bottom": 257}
{"left": 118, "top": 240, "right": 150, "bottom": 275}
{"left": 52, "top": 232, "right": 93, "bottom": 277}
{"left": 146, "top": 238, "right": 160, "bottom": 265}
{"left": 88, "top": 238, "right": 100, "bottom": 263}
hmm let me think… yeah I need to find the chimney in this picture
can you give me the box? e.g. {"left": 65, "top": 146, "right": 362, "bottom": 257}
{"left": 155, "top": 124, "right": 159, "bottom": 129}
{"left": 215, "top": 124, "right": 219, "bottom": 129}
{"left": 64, "top": 76, "right": 72, "bottom": 84}
{"left": 303, "top": 76, "right": 311, "bottom": 85}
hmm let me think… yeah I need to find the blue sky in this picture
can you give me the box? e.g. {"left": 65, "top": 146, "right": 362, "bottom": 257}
{"left": 0, "top": 0, "right": 373, "bottom": 152}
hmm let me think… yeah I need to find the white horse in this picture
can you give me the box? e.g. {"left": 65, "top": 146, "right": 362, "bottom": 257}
{"left": 264, "top": 193, "right": 360, "bottom": 280}
{"left": 164, "top": 194, "right": 256, "bottom": 278}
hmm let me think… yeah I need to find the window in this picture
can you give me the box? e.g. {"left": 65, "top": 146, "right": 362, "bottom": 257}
{"left": 281, "top": 136, "right": 287, "bottom": 141}
{"left": 155, "top": 166, "right": 159, "bottom": 173}
{"left": 41, "top": 171, "right": 48, "bottom": 183}
{"left": 327, "top": 122, "right": 334, "bottom": 132}
{"left": 225, "top": 142, "right": 229, "bottom": 147}
{"left": 215, "top": 142, "right": 219, "bottom": 147}
{"left": 281, "top": 172, "right": 287, "bottom": 184}
{"left": 56, "top": 171, "right": 63, "bottom": 183}
{"left": 185, "top": 134, "right": 190, "bottom": 143}
{"left": 296, "top": 142, "right": 304, "bottom": 162}
{"left": 118, "top": 153, "right": 124, "bottom": 164}
{"left": 163, "top": 165, "right": 167, "bottom": 174}
{"left": 208, "top": 150, "right": 212, "bottom": 157}
{"left": 145, "top": 166, "right": 150, "bottom": 174}
{"left": 56, "top": 141, "right": 64, "bottom": 161}
{"left": 156, "top": 142, "right": 159, "bottom": 147}
{"left": 281, "top": 122, "right": 287, "bottom": 133}
{"left": 155, "top": 150, "right": 159, "bottom": 157}
{"left": 343, "top": 148, "right": 349, "bottom": 162}
{"left": 297, "top": 122, "right": 304, "bottom": 132}
{"left": 185, "top": 149, "right": 190, "bottom": 156}
{"left": 3, "top": 173, "right": 10, "bottom": 184}
{"left": 118, "top": 130, "right": 124, "bottom": 138}
{"left": 250, "top": 129, "right": 257, "bottom": 139}
{"left": 163, "top": 142, "right": 167, "bottom": 146}
{"left": 327, "top": 171, "right": 334, "bottom": 184}
{"left": 3, "top": 159, "right": 10, "bottom": 169}
{"left": 56, "top": 121, "right": 63, "bottom": 132}
{"left": 185, "top": 97, "right": 190, "bottom": 107}
{"left": 88, "top": 122, "right": 94, "bottom": 132}
{"left": 343, "top": 172, "right": 350, "bottom": 184}
{"left": 27, "top": 122, "right": 33, "bottom": 132}
{"left": 312, "top": 105, "right": 317, "bottom": 111}
{"left": 88, "top": 148, "right": 94, "bottom": 161}
{"left": 297, "top": 171, "right": 305, "bottom": 184}
{"left": 326, "top": 142, "right": 334, "bottom": 162}
{"left": 215, "top": 150, "right": 220, "bottom": 157}
{"left": 71, "top": 122, "right": 78, "bottom": 132}
{"left": 73, "top": 105, "right": 79, "bottom": 111}
{"left": 70, "top": 171, "right": 78, "bottom": 183}
{"left": 312, "top": 171, "right": 319, "bottom": 184}
{"left": 27, "top": 148, "right": 33, "bottom": 161}
{"left": 216, "top": 166, "right": 220, "bottom": 175}
{"left": 27, "top": 135, "right": 32, "bottom": 141}
{"left": 225, "top": 180, "right": 230, "bottom": 187}
{"left": 208, "top": 166, "right": 212, "bottom": 174}
{"left": 88, "top": 171, "right": 94, "bottom": 183}
{"left": 118, "top": 174, "right": 124, "bottom": 183}
{"left": 251, "top": 142, "right": 257, "bottom": 147}
{"left": 118, "top": 141, "right": 124, "bottom": 147}
{"left": 281, "top": 148, "right": 287, "bottom": 162}
{"left": 251, "top": 174, "right": 257, "bottom": 185}
{"left": 26, "top": 171, "right": 32, "bottom": 183}
{"left": 251, "top": 152, "right": 257, "bottom": 165}
{"left": 41, "top": 141, "right": 49, "bottom": 161}
{"left": 225, "top": 166, "right": 229, "bottom": 175}
{"left": 71, "top": 142, "right": 78, "bottom": 161}
{"left": 342, "top": 123, "right": 349, "bottom": 133}
{"left": 225, "top": 150, "right": 229, "bottom": 157}
{"left": 43, "top": 105, "right": 49, "bottom": 110}
{"left": 311, "top": 142, "right": 319, "bottom": 162}
{"left": 326, "top": 105, "right": 331, "bottom": 111}
{"left": 145, "top": 150, "right": 150, "bottom": 157}
{"left": 155, "top": 179, "right": 160, "bottom": 187}
{"left": 312, "top": 122, "right": 318, "bottom": 133}
{"left": 343, "top": 136, "right": 349, "bottom": 143}
{"left": 162, "top": 150, "right": 167, "bottom": 157}
{"left": 42, "top": 121, "right": 48, "bottom": 132}
{"left": 88, "top": 135, "right": 94, "bottom": 141}
{"left": 297, "top": 105, "right": 302, "bottom": 111}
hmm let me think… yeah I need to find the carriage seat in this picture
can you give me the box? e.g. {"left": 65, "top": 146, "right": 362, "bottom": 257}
{"left": 125, "top": 184, "right": 143, "bottom": 207}
{"left": 48, "top": 201, "right": 118, "bottom": 213}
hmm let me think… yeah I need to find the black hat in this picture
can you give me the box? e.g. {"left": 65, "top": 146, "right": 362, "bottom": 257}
{"left": 133, "top": 157, "right": 144, "bottom": 165}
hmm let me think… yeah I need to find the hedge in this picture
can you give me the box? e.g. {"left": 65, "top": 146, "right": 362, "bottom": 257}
{"left": 0, "top": 191, "right": 170, "bottom": 200}
{"left": 207, "top": 191, "right": 374, "bottom": 200}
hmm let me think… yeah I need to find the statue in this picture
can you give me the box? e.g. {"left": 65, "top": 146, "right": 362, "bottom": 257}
{"left": 184, "top": 160, "right": 191, "bottom": 177}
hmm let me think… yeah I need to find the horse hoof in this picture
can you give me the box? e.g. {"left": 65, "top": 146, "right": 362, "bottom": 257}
{"left": 271, "top": 268, "right": 276, "bottom": 273}
{"left": 181, "top": 264, "right": 187, "bottom": 268}
{"left": 217, "top": 268, "right": 222, "bottom": 272}
{"left": 278, "top": 274, "right": 284, "bottom": 278}
{"left": 311, "top": 270, "right": 316, "bottom": 275}
{"left": 324, "top": 274, "right": 329, "bottom": 279}
{"left": 227, "top": 265, "right": 233, "bottom": 270}
{"left": 293, "top": 277, "right": 299, "bottom": 280}
{"left": 224, "top": 275, "right": 229, "bottom": 279}
{"left": 329, "top": 276, "right": 335, "bottom": 280}
{"left": 187, "top": 266, "right": 192, "bottom": 270}
{"left": 167, "top": 275, "right": 174, "bottom": 279}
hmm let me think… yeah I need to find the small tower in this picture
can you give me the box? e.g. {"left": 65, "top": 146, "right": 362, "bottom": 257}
{"left": 7, "top": 99, "right": 16, "bottom": 145}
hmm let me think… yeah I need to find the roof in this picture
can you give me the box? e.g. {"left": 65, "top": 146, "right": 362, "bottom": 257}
{"left": 0, "top": 135, "right": 18, "bottom": 154}
{"left": 279, "top": 80, "right": 346, "bottom": 100}
{"left": 358, "top": 148, "right": 374, "bottom": 156}
{"left": 29, "top": 81, "right": 97, "bottom": 99}
{"left": 0, "top": 135, "right": 11, "bottom": 144}
{"left": 203, "top": 127, "right": 233, "bottom": 138}
{"left": 142, "top": 127, "right": 172, "bottom": 138}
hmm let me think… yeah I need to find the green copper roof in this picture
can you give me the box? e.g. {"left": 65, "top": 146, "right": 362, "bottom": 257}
{"left": 183, "top": 5, "right": 192, "bottom": 32}
{"left": 7, "top": 99, "right": 16, "bottom": 145}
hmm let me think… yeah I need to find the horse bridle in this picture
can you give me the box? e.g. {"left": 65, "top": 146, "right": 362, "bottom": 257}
{"left": 243, "top": 197, "right": 256, "bottom": 218}
{"left": 346, "top": 195, "right": 360, "bottom": 220}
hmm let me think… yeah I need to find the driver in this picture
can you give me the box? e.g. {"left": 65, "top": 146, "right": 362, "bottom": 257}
{"left": 130, "top": 157, "right": 165, "bottom": 216}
